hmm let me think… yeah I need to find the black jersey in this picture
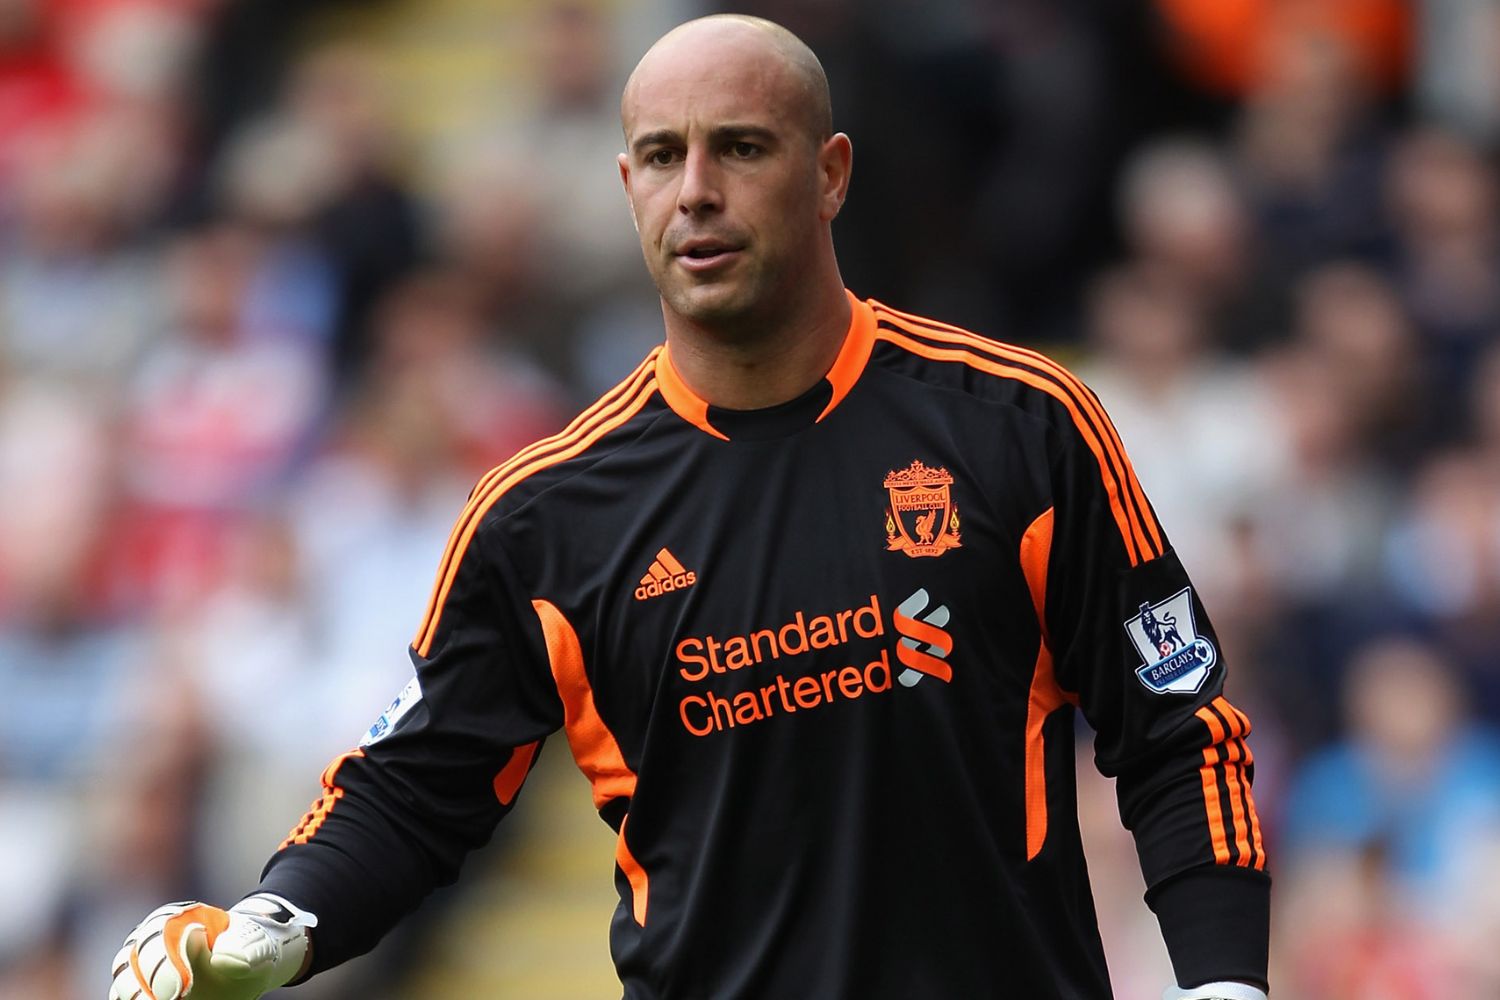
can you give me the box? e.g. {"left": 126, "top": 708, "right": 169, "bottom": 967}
{"left": 260, "top": 293, "right": 1269, "bottom": 999}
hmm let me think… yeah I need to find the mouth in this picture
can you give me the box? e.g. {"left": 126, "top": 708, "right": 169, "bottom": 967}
{"left": 673, "top": 240, "right": 745, "bottom": 273}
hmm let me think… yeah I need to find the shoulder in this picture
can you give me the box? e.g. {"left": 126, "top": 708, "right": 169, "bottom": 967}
{"left": 864, "top": 297, "right": 1100, "bottom": 425}
{"left": 467, "top": 347, "right": 670, "bottom": 528}
{"left": 864, "top": 298, "right": 1166, "bottom": 564}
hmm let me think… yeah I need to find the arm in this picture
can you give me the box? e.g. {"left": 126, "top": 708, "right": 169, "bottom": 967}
{"left": 257, "top": 515, "right": 562, "bottom": 977}
{"left": 1040, "top": 406, "right": 1270, "bottom": 993}
{"left": 112, "top": 500, "right": 562, "bottom": 999}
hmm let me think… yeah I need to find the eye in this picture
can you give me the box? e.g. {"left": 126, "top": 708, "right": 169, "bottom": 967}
{"left": 729, "top": 141, "right": 760, "bottom": 159}
{"left": 646, "top": 148, "right": 679, "bottom": 167}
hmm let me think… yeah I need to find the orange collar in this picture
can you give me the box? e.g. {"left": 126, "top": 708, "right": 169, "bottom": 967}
{"left": 655, "top": 290, "right": 876, "bottom": 439}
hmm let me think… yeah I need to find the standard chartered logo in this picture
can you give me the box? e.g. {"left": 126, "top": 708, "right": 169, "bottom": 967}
{"left": 892, "top": 588, "right": 953, "bottom": 686}
{"left": 674, "top": 588, "right": 956, "bottom": 737}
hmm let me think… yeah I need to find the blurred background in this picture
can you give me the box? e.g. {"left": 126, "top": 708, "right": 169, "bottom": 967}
{"left": 2, "top": 0, "right": 1499, "bottom": 997}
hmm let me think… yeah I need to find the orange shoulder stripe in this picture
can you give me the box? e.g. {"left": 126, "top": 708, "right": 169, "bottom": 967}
{"left": 412, "top": 372, "right": 659, "bottom": 657}
{"left": 411, "top": 350, "right": 660, "bottom": 649}
{"left": 920, "top": 310, "right": 1164, "bottom": 555}
{"left": 874, "top": 324, "right": 1151, "bottom": 566}
{"left": 871, "top": 303, "right": 1162, "bottom": 558}
{"left": 873, "top": 303, "right": 1163, "bottom": 561}
{"left": 532, "top": 598, "right": 649, "bottom": 924}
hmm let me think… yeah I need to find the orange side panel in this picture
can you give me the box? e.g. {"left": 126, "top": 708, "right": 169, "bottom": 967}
{"left": 616, "top": 814, "right": 650, "bottom": 925}
{"left": 1024, "top": 644, "right": 1070, "bottom": 860}
{"left": 532, "top": 598, "right": 649, "bottom": 924}
{"left": 1018, "top": 506, "right": 1077, "bottom": 860}
{"left": 530, "top": 599, "right": 637, "bottom": 809}
{"left": 492, "top": 740, "right": 540, "bottom": 806}
{"left": 1019, "top": 507, "right": 1055, "bottom": 636}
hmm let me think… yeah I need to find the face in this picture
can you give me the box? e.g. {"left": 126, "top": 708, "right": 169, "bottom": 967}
{"left": 619, "top": 32, "right": 848, "bottom": 331}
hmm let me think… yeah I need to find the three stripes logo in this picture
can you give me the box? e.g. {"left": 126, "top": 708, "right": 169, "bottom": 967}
{"left": 635, "top": 547, "right": 697, "bottom": 601}
{"left": 892, "top": 588, "right": 954, "bottom": 686}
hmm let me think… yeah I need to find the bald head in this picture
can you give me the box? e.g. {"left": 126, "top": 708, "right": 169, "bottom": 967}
{"left": 622, "top": 15, "right": 832, "bottom": 146}
{"left": 615, "top": 14, "right": 853, "bottom": 346}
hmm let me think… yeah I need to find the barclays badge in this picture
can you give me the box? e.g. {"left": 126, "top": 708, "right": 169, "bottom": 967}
{"left": 1124, "top": 587, "right": 1217, "bottom": 695}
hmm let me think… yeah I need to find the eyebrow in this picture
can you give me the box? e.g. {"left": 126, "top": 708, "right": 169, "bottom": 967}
{"left": 631, "top": 124, "right": 781, "bottom": 155}
{"left": 631, "top": 129, "right": 678, "bottom": 154}
{"left": 713, "top": 124, "right": 778, "bottom": 145}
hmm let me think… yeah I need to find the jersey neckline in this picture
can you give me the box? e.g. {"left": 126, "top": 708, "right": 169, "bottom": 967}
{"left": 654, "top": 290, "right": 876, "bottom": 441}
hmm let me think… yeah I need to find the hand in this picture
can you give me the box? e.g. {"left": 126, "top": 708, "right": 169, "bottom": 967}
{"left": 109, "top": 895, "right": 316, "bottom": 1000}
{"left": 1163, "top": 983, "right": 1268, "bottom": 1000}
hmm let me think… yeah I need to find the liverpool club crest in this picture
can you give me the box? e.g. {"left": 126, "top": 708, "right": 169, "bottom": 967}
{"left": 883, "top": 460, "right": 962, "bottom": 558}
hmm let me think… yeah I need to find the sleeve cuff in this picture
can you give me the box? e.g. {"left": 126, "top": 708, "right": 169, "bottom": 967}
{"left": 1146, "top": 864, "right": 1271, "bottom": 990}
{"left": 257, "top": 846, "right": 393, "bottom": 978}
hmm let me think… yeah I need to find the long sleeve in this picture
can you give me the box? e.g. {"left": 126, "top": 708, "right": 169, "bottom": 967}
{"left": 1041, "top": 405, "right": 1270, "bottom": 989}
{"left": 256, "top": 508, "right": 563, "bottom": 976}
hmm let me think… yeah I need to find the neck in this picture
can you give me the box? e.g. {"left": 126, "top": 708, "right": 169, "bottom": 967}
{"left": 662, "top": 279, "right": 852, "bottom": 411}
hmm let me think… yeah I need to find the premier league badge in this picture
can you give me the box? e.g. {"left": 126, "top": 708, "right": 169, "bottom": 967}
{"left": 1124, "top": 587, "right": 1217, "bottom": 695}
{"left": 360, "top": 675, "right": 423, "bottom": 746}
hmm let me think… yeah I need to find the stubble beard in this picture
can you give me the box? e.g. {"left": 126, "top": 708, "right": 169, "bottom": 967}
{"left": 656, "top": 253, "right": 793, "bottom": 343}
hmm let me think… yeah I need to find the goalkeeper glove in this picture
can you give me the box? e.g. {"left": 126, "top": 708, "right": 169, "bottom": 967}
{"left": 109, "top": 894, "right": 316, "bottom": 1000}
{"left": 1163, "top": 983, "right": 1268, "bottom": 1000}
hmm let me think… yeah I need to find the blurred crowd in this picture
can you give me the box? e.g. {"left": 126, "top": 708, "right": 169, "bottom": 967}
{"left": 1, "top": 1, "right": 1499, "bottom": 998}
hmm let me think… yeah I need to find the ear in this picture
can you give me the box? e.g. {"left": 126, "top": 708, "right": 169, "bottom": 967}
{"left": 816, "top": 133, "right": 853, "bottom": 223}
{"left": 618, "top": 152, "right": 639, "bottom": 233}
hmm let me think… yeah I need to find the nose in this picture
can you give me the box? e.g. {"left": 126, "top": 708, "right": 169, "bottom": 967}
{"left": 677, "top": 146, "right": 723, "bottom": 216}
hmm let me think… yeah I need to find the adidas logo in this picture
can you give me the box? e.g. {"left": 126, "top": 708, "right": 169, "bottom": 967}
{"left": 635, "top": 547, "right": 697, "bottom": 601}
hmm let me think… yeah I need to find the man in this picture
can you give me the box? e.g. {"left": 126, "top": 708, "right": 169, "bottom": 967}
{"left": 111, "top": 15, "right": 1269, "bottom": 1000}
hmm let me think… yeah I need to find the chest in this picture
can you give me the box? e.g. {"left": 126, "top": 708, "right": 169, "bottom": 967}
{"left": 531, "top": 407, "right": 1048, "bottom": 751}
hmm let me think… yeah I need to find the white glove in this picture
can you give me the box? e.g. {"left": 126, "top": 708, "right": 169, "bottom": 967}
{"left": 109, "top": 894, "right": 316, "bottom": 1000}
{"left": 1163, "top": 983, "right": 1268, "bottom": 1000}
